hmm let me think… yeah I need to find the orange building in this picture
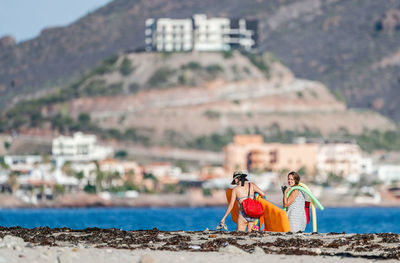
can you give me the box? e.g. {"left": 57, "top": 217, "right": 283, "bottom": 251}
{"left": 224, "top": 135, "right": 319, "bottom": 175}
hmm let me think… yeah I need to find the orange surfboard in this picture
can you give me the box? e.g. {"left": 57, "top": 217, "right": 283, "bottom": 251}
{"left": 226, "top": 189, "right": 290, "bottom": 232}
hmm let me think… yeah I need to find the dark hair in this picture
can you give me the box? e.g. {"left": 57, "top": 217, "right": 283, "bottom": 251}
{"left": 231, "top": 171, "right": 248, "bottom": 186}
{"left": 288, "top": 171, "right": 300, "bottom": 185}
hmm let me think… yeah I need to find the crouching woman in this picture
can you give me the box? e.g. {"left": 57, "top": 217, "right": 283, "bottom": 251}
{"left": 220, "top": 171, "right": 265, "bottom": 232}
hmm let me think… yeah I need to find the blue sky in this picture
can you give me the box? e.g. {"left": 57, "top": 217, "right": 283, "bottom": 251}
{"left": 0, "top": 0, "right": 113, "bottom": 42}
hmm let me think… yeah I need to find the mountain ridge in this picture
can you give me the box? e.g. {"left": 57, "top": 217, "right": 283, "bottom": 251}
{"left": 1, "top": 0, "right": 400, "bottom": 122}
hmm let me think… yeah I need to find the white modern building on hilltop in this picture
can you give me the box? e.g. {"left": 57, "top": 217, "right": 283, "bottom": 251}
{"left": 145, "top": 14, "right": 257, "bottom": 52}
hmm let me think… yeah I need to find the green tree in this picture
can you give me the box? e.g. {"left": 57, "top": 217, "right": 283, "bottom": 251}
{"left": 54, "top": 184, "right": 65, "bottom": 195}
{"left": 75, "top": 171, "right": 84, "bottom": 180}
{"left": 114, "top": 150, "right": 127, "bottom": 159}
{"left": 8, "top": 171, "right": 19, "bottom": 193}
{"left": 78, "top": 113, "right": 91, "bottom": 124}
{"left": 84, "top": 184, "right": 97, "bottom": 194}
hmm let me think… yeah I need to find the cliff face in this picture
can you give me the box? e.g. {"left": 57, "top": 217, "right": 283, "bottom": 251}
{"left": 1, "top": 0, "right": 400, "bottom": 122}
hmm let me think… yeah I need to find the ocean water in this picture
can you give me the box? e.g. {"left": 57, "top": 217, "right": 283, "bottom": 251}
{"left": 0, "top": 207, "right": 399, "bottom": 234}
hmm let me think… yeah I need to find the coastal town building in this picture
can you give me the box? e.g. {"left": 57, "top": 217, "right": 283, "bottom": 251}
{"left": 3, "top": 155, "right": 43, "bottom": 172}
{"left": 224, "top": 135, "right": 319, "bottom": 176}
{"left": 224, "top": 135, "right": 363, "bottom": 180}
{"left": 145, "top": 14, "right": 257, "bottom": 52}
{"left": 70, "top": 162, "right": 97, "bottom": 186}
{"left": 376, "top": 164, "right": 400, "bottom": 184}
{"left": 98, "top": 159, "right": 143, "bottom": 186}
{"left": 199, "top": 166, "right": 226, "bottom": 180}
{"left": 317, "top": 141, "right": 362, "bottom": 181}
{"left": 52, "top": 132, "right": 113, "bottom": 162}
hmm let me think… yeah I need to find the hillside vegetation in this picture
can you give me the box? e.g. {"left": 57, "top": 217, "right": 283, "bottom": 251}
{"left": 1, "top": 51, "right": 398, "bottom": 152}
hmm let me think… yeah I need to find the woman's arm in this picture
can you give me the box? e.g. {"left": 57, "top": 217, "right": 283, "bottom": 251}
{"left": 252, "top": 183, "right": 265, "bottom": 197}
{"left": 220, "top": 188, "right": 236, "bottom": 224}
{"left": 284, "top": 189, "right": 299, "bottom": 208}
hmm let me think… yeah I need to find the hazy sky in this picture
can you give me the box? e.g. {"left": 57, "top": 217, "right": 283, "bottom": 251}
{"left": 0, "top": 0, "right": 113, "bottom": 42}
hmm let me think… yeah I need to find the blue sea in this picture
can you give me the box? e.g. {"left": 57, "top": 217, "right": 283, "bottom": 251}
{"left": 0, "top": 207, "right": 399, "bottom": 234}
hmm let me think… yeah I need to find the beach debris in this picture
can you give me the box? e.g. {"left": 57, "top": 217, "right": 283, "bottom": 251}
{"left": 377, "top": 233, "right": 399, "bottom": 243}
{"left": 0, "top": 227, "right": 399, "bottom": 260}
{"left": 219, "top": 245, "right": 248, "bottom": 255}
{"left": 201, "top": 237, "right": 239, "bottom": 252}
{"left": 139, "top": 254, "right": 155, "bottom": 263}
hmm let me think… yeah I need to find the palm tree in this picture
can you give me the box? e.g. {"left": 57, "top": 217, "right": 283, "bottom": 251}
{"left": 8, "top": 171, "right": 19, "bottom": 193}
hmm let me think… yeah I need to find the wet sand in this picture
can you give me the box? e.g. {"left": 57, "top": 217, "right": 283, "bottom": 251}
{"left": 0, "top": 227, "right": 399, "bottom": 262}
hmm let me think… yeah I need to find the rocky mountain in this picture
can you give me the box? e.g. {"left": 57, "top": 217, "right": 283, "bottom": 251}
{"left": 0, "top": 0, "right": 400, "bottom": 123}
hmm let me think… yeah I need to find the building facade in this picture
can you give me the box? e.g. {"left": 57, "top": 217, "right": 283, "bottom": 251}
{"left": 52, "top": 132, "right": 113, "bottom": 162}
{"left": 376, "top": 164, "right": 400, "bottom": 184}
{"left": 224, "top": 135, "right": 363, "bottom": 179}
{"left": 145, "top": 14, "right": 257, "bottom": 52}
{"left": 224, "top": 135, "right": 319, "bottom": 175}
{"left": 317, "top": 141, "right": 362, "bottom": 180}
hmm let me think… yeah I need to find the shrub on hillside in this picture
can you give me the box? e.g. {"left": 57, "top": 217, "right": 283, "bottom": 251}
{"left": 147, "top": 67, "right": 174, "bottom": 87}
{"left": 181, "top": 61, "right": 201, "bottom": 70}
{"left": 92, "top": 55, "right": 118, "bottom": 75}
{"left": 205, "top": 64, "right": 223, "bottom": 76}
{"left": 129, "top": 83, "right": 140, "bottom": 93}
{"left": 243, "top": 52, "right": 270, "bottom": 78}
{"left": 119, "top": 57, "right": 134, "bottom": 76}
{"left": 222, "top": 50, "right": 233, "bottom": 59}
{"left": 203, "top": 110, "right": 221, "bottom": 119}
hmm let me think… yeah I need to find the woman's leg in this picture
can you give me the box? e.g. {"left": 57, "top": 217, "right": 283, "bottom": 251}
{"left": 237, "top": 215, "right": 248, "bottom": 231}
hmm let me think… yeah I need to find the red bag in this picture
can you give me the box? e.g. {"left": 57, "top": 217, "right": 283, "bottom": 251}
{"left": 243, "top": 198, "right": 264, "bottom": 218}
{"left": 242, "top": 183, "right": 264, "bottom": 218}
{"left": 305, "top": 201, "right": 310, "bottom": 224}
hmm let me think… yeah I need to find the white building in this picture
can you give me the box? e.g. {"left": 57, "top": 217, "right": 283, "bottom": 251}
{"left": 376, "top": 164, "right": 400, "bottom": 184}
{"left": 4, "top": 155, "right": 43, "bottom": 172}
{"left": 317, "top": 141, "right": 362, "bottom": 181}
{"left": 144, "top": 162, "right": 182, "bottom": 179}
{"left": 52, "top": 132, "right": 113, "bottom": 162}
{"left": 145, "top": 14, "right": 257, "bottom": 52}
{"left": 17, "top": 164, "right": 79, "bottom": 190}
{"left": 192, "top": 14, "right": 230, "bottom": 51}
{"left": 146, "top": 18, "right": 193, "bottom": 52}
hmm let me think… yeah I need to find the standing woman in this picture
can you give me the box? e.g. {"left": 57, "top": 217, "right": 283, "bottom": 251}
{"left": 283, "top": 171, "right": 306, "bottom": 232}
{"left": 220, "top": 171, "right": 265, "bottom": 232}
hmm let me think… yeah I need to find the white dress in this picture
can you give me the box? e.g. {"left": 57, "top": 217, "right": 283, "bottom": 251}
{"left": 287, "top": 191, "right": 306, "bottom": 232}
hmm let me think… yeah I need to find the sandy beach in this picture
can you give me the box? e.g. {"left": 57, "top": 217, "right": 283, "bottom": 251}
{"left": 0, "top": 227, "right": 399, "bottom": 262}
